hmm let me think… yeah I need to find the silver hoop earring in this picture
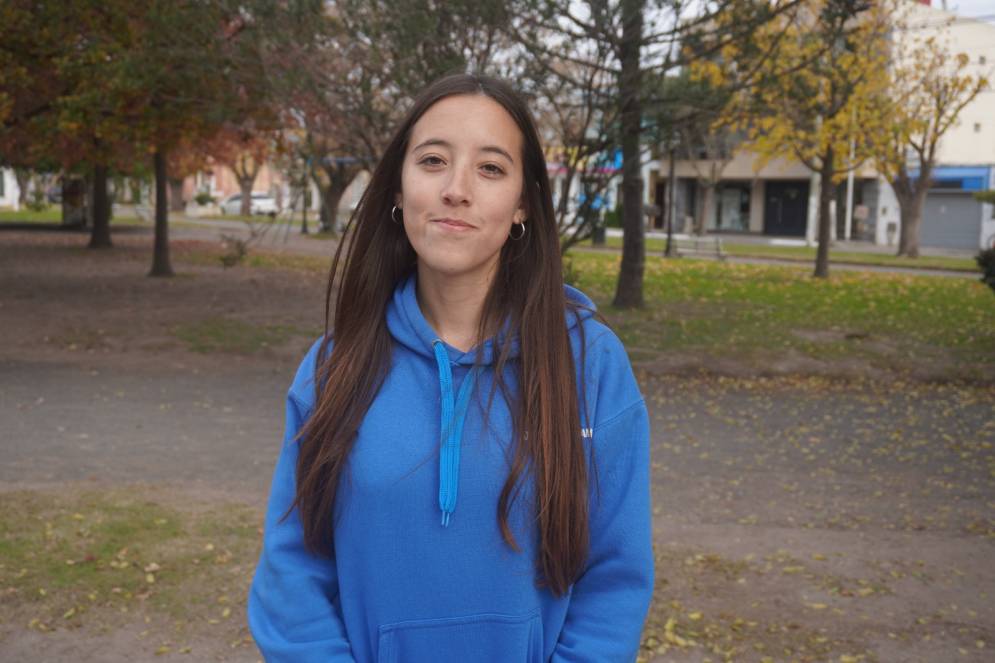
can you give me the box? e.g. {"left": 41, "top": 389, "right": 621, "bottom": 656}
{"left": 509, "top": 221, "right": 525, "bottom": 240}
{"left": 391, "top": 205, "right": 402, "bottom": 224}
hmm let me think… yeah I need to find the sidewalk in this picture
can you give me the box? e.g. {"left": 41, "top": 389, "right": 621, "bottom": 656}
{"left": 614, "top": 228, "right": 977, "bottom": 258}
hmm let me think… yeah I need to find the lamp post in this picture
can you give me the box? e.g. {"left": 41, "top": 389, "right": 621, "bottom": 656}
{"left": 664, "top": 141, "right": 677, "bottom": 257}
{"left": 300, "top": 155, "right": 310, "bottom": 235}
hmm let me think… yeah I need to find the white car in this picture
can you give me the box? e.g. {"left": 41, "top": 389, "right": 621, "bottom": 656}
{"left": 220, "top": 193, "right": 279, "bottom": 216}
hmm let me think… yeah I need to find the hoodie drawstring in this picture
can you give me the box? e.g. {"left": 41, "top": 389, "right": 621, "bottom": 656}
{"left": 432, "top": 340, "right": 478, "bottom": 527}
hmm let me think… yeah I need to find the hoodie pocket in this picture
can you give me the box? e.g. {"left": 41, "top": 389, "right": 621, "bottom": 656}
{"left": 377, "top": 609, "right": 543, "bottom": 663}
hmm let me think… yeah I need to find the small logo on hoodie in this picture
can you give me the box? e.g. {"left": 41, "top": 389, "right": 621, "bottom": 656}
{"left": 581, "top": 427, "right": 593, "bottom": 439}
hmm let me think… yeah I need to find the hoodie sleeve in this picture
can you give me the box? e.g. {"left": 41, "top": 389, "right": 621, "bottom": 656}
{"left": 248, "top": 343, "right": 356, "bottom": 662}
{"left": 551, "top": 333, "right": 654, "bottom": 662}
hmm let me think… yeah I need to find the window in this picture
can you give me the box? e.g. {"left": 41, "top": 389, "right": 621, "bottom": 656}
{"left": 981, "top": 56, "right": 987, "bottom": 66}
{"left": 713, "top": 181, "right": 751, "bottom": 231}
{"left": 975, "top": 123, "right": 982, "bottom": 133}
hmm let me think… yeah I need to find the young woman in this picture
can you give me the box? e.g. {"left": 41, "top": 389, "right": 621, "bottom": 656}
{"left": 248, "top": 73, "right": 653, "bottom": 663}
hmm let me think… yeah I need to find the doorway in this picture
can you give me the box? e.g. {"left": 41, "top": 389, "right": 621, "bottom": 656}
{"left": 764, "top": 181, "right": 809, "bottom": 236}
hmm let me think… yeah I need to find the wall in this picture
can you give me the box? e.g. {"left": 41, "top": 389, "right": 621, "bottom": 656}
{"left": 749, "top": 180, "right": 764, "bottom": 232}
{"left": 0, "top": 169, "right": 20, "bottom": 209}
{"left": 901, "top": 3, "right": 995, "bottom": 167}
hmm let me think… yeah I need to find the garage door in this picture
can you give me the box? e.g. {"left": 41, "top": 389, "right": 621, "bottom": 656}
{"left": 920, "top": 192, "right": 981, "bottom": 250}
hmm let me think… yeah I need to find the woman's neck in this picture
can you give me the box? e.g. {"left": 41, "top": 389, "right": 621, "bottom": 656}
{"left": 415, "top": 263, "right": 494, "bottom": 353}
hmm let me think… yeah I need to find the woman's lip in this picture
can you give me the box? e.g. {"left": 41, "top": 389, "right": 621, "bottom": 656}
{"left": 432, "top": 218, "right": 474, "bottom": 229}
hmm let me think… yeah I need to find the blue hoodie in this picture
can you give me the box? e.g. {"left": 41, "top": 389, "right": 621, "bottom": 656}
{"left": 248, "top": 275, "right": 653, "bottom": 662}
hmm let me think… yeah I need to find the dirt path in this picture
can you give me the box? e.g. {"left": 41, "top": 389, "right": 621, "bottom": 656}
{"left": 1, "top": 229, "right": 992, "bottom": 662}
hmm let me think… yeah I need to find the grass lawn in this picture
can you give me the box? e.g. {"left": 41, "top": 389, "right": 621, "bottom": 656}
{"left": 174, "top": 241, "right": 329, "bottom": 273}
{"left": 564, "top": 251, "right": 994, "bottom": 378}
{"left": 194, "top": 213, "right": 297, "bottom": 225}
{"left": 172, "top": 317, "right": 306, "bottom": 354}
{"left": 0, "top": 487, "right": 259, "bottom": 656}
{"left": 592, "top": 236, "right": 979, "bottom": 272}
{"left": 0, "top": 207, "right": 146, "bottom": 227}
{"left": 170, "top": 240, "right": 993, "bottom": 378}
{"left": 0, "top": 207, "right": 64, "bottom": 223}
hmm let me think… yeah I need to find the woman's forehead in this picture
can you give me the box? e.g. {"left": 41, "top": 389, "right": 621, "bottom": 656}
{"left": 409, "top": 95, "right": 523, "bottom": 157}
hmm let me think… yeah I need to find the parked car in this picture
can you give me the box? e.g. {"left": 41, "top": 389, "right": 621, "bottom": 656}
{"left": 219, "top": 192, "right": 279, "bottom": 216}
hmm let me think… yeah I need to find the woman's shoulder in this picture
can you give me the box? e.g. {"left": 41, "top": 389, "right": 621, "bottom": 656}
{"left": 563, "top": 286, "right": 628, "bottom": 367}
{"left": 564, "top": 291, "right": 643, "bottom": 428}
{"left": 287, "top": 335, "right": 332, "bottom": 411}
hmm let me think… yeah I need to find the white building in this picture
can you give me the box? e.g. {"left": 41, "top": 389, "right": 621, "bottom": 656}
{"left": 0, "top": 169, "right": 21, "bottom": 209}
{"left": 880, "top": 0, "right": 995, "bottom": 250}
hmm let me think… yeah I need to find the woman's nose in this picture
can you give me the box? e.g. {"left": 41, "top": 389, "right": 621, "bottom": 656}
{"left": 440, "top": 166, "right": 472, "bottom": 206}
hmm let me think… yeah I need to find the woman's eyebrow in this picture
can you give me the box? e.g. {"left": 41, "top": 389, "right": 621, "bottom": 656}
{"left": 412, "top": 138, "right": 515, "bottom": 164}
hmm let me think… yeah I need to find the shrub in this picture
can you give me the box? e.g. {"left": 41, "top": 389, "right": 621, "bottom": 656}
{"left": 976, "top": 248, "right": 995, "bottom": 295}
{"left": 26, "top": 188, "right": 48, "bottom": 211}
{"left": 603, "top": 204, "right": 623, "bottom": 228}
{"left": 219, "top": 233, "right": 249, "bottom": 268}
{"left": 194, "top": 191, "right": 215, "bottom": 206}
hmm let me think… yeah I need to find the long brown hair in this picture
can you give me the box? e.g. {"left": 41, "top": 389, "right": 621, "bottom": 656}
{"left": 293, "top": 73, "right": 588, "bottom": 597}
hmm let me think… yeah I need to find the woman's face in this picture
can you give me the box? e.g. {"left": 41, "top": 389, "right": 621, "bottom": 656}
{"left": 397, "top": 94, "right": 525, "bottom": 284}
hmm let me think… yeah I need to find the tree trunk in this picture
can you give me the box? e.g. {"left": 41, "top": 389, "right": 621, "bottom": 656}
{"left": 168, "top": 177, "right": 185, "bottom": 212}
{"left": 14, "top": 168, "right": 31, "bottom": 208}
{"left": 612, "top": 0, "right": 646, "bottom": 309}
{"left": 307, "top": 171, "right": 327, "bottom": 234}
{"left": 895, "top": 174, "right": 929, "bottom": 259}
{"left": 61, "top": 176, "right": 87, "bottom": 226}
{"left": 318, "top": 164, "right": 355, "bottom": 233}
{"left": 88, "top": 164, "right": 112, "bottom": 249}
{"left": 83, "top": 173, "right": 94, "bottom": 228}
{"left": 896, "top": 187, "right": 927, "bottom": 259}
{"left": 814, "top": 151, "right": 835, "bottom": 279}
{"left": 239, "top": 177, "right": 254, "bottom": 217}
{"left": 149, "top": 150, "right": 174, "bottom": 277}
{"left": 321, "top": 184, "right": 346, "bottom": 233}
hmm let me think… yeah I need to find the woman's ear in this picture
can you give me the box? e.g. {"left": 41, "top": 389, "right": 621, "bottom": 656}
{"left": 394, "top": 192, "right": 402, "bottom": 209}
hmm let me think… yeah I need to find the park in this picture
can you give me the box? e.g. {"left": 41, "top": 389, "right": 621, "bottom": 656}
{"left": 2, "top": 1, "right": 995, "bottom": 662}
{"left": 1, "top": 216, "right": 991, "bottom": 661}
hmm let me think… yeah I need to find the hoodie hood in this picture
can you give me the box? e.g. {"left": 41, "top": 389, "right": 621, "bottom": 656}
{"left": 385, "top": 273, "right": 596, "bottom": 366}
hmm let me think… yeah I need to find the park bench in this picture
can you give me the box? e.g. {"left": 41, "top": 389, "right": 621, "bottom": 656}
{"left": 664, "top": 235, "right": 727, "bottom": 261}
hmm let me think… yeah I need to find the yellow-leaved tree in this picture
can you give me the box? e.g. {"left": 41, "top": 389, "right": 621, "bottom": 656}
{"left": 868, "top": 11, "right": 988, "bottom": 258}
{"left": 721, "top": 0, "right": 892, "bottom": 278}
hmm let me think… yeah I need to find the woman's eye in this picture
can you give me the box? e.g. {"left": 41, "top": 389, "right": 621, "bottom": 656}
{"left": 419, "top": 156, "right": 445, "bottom": 166}
{"left": 481, "top": 163, "right": 505, "bottom": 175}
